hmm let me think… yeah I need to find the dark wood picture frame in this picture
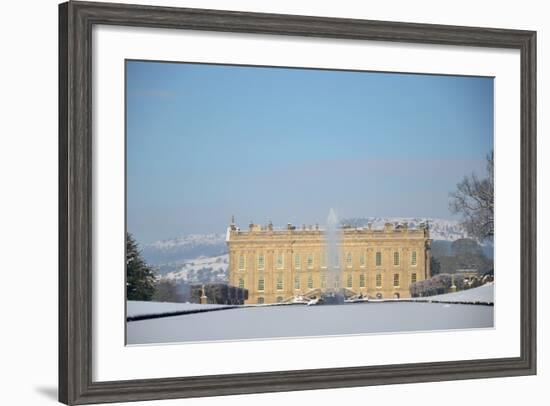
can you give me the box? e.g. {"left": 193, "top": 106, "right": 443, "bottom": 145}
{"left": 59, "top": 1, "right": 537, "bottom": 404}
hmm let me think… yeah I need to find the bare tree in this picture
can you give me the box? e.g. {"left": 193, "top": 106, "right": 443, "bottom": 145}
{"left": 449, "top": 151, "right": 494, "bottom": 242}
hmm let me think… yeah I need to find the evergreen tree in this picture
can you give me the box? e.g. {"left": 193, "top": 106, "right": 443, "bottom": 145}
{"left": 126, "top": 232, "right": 156, "bottom": 301}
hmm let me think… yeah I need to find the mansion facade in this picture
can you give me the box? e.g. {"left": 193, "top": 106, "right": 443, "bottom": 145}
{"left": 227, "top": 220, "right": 432, "bottom": 304}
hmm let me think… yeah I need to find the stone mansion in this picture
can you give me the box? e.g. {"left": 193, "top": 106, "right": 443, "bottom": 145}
{"left": 226, "top": 219, "right": 432, "bottom": 304}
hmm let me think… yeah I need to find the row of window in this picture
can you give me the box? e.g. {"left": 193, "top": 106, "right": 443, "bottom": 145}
{"left": 238, "top": 250, "right": 418, "bottom": 270}
{"left": 239, "top": 272, "right": 418, "bottom": 291}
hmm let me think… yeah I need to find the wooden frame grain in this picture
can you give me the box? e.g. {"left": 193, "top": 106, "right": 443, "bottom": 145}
{"left": 59, "top": 1, "right": 537, "bottom": 404}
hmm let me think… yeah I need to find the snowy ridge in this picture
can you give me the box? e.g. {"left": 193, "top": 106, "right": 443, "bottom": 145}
{"left": 163, "top": 254, "right": 229, "bottom": 283}
{"left": 142, "top": 233, "right": 227, "bottom": 266}
{"left": 147, "top": 233, "right": 226, "bottom": 250}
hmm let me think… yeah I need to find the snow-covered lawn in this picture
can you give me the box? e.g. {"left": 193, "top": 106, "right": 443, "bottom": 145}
{"left": 127, "top": 301, "right": 234, "bottom": 319}
{"left": 414, "top": 283, "right": 494, "bottom": 304}
{"left": 127, "top": 301, "right": 493, "bottom": 345}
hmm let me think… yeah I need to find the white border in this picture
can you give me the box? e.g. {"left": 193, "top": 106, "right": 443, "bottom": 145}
{"left": 93, "top": 25, "right": 520, "bottom": 382}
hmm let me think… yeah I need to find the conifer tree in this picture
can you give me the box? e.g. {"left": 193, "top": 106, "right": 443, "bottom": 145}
{"left": 126, "top": 232, "right": 156, "bottom": 301}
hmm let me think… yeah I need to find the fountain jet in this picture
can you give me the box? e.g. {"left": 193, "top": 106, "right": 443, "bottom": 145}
{"left": 323, "top": 208, "right": 344, "bottom": 304}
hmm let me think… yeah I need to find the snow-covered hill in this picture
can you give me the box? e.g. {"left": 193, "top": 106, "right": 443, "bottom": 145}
{"left": 142, "top": 233, "right": 226, "bottom": 266}
{"left": 162, "top": 254, "right": 229, "bottom": 283}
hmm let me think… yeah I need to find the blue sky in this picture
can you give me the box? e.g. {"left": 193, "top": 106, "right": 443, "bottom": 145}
{"left": 126, "top": 60, "right": 493, "bottom": 244}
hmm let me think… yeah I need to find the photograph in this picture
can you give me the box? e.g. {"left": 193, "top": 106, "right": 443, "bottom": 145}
{"left": 51, "top": 1, "right": 538, "bottom": 404}
{"left": 125, "top": 60, "right": 495, "bottom": 345}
